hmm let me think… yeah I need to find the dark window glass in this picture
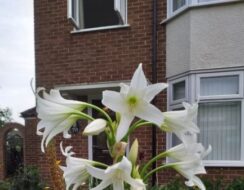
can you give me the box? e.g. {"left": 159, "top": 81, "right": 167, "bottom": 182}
{"left": 83, "top": 0, "right": 120, "bottom": 29}
{"left": 173, "top": 81, "right": 185, "bottom": 101}
{"left": 173, "top": 0, "right": 186, "bottom": 12}
{"left": 92, "top": 99, "right": 113, "bottom": 165}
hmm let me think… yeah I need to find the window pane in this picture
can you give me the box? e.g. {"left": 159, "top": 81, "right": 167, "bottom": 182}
{"left": 71, "top": 0, "right": 78, "bottom": 20}
{"left": 82, "top": 0, "right": 120, "bottom": 29}
{"left": 200, "top": 75, "right": 239, "bottom": 96}
{"left": 173, "top": 81, "right": 185, "bottom": 101}
{"left": 173, "top": 0, "right": 186, "bottom": 12}
{"left": 172, "top": 107, "right": 185, "bottom": 146}
{"left": 198, "top": 102, "right": 241, "bottom": 160}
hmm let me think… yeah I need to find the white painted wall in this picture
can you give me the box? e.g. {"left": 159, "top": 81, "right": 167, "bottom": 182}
{"left": 166, "top": 2, "right": 244, "bottom": 78}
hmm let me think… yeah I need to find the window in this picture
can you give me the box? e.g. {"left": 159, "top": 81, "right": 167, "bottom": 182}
{"left": 198, "top": 101, "right": 241, "bottom": 161}
{"left": 68, "top": 0, "right": 127, "bottom": 30}
{"left": 173, "top": 0, "right": 186, "bottom": 12}
{"left": 168, "top": 71, "right": 244, "bottom": 166}
{"left": 169, "top": 77, "right": 188, "bottom": 105}
{"left": 173, "top": 81, "right": 186, "bottom": 100}
{"left": 168, "top": 0, "right": 234, "bottom": 17}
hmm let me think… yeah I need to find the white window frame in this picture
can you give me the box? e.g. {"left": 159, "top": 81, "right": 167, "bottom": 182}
{"left": 169, "top": 76, "right": 189, "bottom": 105}
{"left": 167, "top": 0, "right": 241, "bottom": 18}
{"left": 88, "top": 94, "right": 101, "bottom": 161}
{"left": 196, "top": 71, "right": 244, "bottom": 101}
{"left": 67, "top": 0, "right": 80, "bottom": 28}
{"left": 168, "top": 0, "right": 189, "bottom": 17}
{"left": 167, "top": 70, "right": 244, "bottom": 167}
{"left": 67, "top": 0, "right": 128, "bottom": 32}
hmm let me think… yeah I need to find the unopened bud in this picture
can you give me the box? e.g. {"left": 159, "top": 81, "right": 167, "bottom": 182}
{"left": 113, "top": 141, "right": 127, "bottom": 157}
{"left": 128, "top": 139, "right": 139, "bottom": 165}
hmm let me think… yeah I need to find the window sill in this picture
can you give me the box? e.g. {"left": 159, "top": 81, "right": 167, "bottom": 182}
{"left": 71, "top": 24, "right": 130, "bottom": 34}
{"left": 204, "top": 160, "right": 244, "bottom": 167}
{"left": 161, "top": 0, "right": 242, "bottom": 25}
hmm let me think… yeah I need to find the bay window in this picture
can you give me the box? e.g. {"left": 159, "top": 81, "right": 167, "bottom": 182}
{"left": 168, "top": 0, "right": 237, "bottom": 17}
{"left": 168, "top": 70, "right": 244, "bottom": 166}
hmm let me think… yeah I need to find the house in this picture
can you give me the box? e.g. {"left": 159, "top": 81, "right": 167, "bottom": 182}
{"left": 20, "top": 0, "right": 244, "bottom": 188}
{"left": 165, "top": 0, "right": 244, "bottom": 182}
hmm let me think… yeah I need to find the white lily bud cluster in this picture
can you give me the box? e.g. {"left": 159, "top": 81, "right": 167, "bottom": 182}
{"left": 36, "top": 64, "right": 211, "bottom": 190}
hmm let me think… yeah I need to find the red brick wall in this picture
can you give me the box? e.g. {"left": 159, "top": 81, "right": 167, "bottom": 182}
{"left": 34, "top": 0, "right": 167, "bottom": 187}
{"left": 33, "top": 0, "right": 244, "bottom": 189}
{"left": 24, "top": 118, "right": 39, "bottom": 166}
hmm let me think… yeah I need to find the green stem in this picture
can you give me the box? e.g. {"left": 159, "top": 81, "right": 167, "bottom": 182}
{"left": 132, "top": 119, "right": 146, "bottom": 127}
{"left": 93, "top": 161, "right": 108, "bottom": 169}
{"left": 141, "top": 151, "right": 167, "bottom": 177}
{"left": 143, "top": 164, "right": 171, "bottom": 181}
{"left": 74, "top": 112, "right": 94, "bottom": 121}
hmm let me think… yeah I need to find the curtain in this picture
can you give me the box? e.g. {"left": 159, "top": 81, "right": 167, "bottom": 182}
{"left": 198, "top": 102, "right": 241, "bottom": 160}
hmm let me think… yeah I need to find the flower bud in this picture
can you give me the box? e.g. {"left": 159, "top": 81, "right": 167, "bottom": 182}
{"left": 128, "top": 139, "right": 139, "bottom": 165}
{"left": 83, "top": 119, "right": 107, "bottom": 135}
{"left": 113, "top": 141, "right": 127, "bottom": 157}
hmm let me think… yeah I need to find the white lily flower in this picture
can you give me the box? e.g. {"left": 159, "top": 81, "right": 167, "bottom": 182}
{"left": 162, "top": 102, "right": 199, "bottom": 144}
{"left": 60, "top": 142, "right": 94, "bottom": 190}
{"left": 130, "top": 179, "right": 146, "bottom": 190}
{"left": 83, "top": 119, "right": 107, "bottom": 135}
{"left": 102, "top": 64, "right": 168, "bottom": 142}
{"left": 167, "top": 143, "right": 212, "bottom": 190}
{"left": 36, "top": 88, "right": 88, "bottom": 152}
{"left": 86, "top": 156, "right": 146, "bottom": 190}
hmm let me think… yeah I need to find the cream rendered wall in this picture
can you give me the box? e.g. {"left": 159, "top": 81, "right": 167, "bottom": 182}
{"left": 166, "top": 13, "right": 191, "bottom": 77}
{"left": 166, "top": 2, "right": 244, "bottom": 78}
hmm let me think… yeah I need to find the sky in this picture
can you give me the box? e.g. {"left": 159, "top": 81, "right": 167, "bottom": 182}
{"left": 0, "top": 0, "right": 35, "bottom": 124}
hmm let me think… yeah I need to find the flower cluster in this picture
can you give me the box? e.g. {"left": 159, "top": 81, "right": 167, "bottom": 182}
{"left": 36, "top": 64, "right": 211, "bottom": 190}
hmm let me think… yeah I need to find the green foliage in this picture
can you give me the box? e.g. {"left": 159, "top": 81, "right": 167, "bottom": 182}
{"left": 0, "top": 180, "right": 11, "bottom": 190}
{"left": 226, "top": 178, "right": 244, "bottom": 190}
{"left": 151, "top": 177, "right": 244, "bottom": 190}
{"left": 9, "top": 166, "right": 45, "bottom": 190}
{"left": 0, "top": 107, "right": 12, "bottom": 127}
{"left": 154, "top": 179, "right": 192, "bottom": 190}
{"left": 202, "top": 178, "right": 223, "bottom": 190}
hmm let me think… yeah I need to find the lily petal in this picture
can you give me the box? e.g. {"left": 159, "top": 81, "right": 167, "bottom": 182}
{"left": 90, "top": 179, "right": 112, "bottom": 190}
{"left": 113, "top": 180, "right": 124, "bottom": 190}
{"left": 102, "top": 90, "right": 127, "bottom": 113}
{"left": 116, "top": 114, "right": 134, "bottom": 142}
{"left": 144, "top": 83, "right": 168, "bottom": 102}
{"left": 86, "top": 165, "right": 106, "bottom": 180}
{"left": 130, "top": 64, "right": 147, "bottom": 90}
{"left": 185, "top": 176, "right": 206, "bottom": 190}
{"left": 135, "top": 100, "right": 164, "bottom": 127}
{"left": 44, "top": 115, "right": 79, "bottom": 148}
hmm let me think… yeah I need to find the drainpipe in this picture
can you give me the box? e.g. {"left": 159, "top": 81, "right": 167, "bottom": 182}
{"left": 151, "top": 0, "right": 157, "bottom": 186}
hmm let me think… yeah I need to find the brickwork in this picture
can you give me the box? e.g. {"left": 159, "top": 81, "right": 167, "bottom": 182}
{"left": 29, "top": 0, "right": 244, "bottom": 189}
{"left": 33, "top": 0, "right": 167, "bottom": 188}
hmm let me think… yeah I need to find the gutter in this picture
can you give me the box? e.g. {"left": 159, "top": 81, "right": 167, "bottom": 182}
{"left": 151, "top": 0, "right": 157, "bottom": 186}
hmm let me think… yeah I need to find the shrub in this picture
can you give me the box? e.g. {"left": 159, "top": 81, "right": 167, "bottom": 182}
{"left": 151, "top": 177, "right": 224, "bottom": 190}
{"left": 226, "top": 178, "right": 244, "bottom": 190}
{"left": 9, "top": 166, "right": 45, "bottom": 190}
{"left": 0, "top": 180, "right": 11, "bottom": 190}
